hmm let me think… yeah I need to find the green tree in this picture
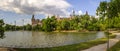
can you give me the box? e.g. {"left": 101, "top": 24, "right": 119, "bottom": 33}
{"left": 26, "top": 24, "right": 32, "bottom": 31}
{"left": 32, "top": 24, "right": 41, "bottom": 31}
{"left": 108, "top": 0, "right": 120, "bottom": 18}
{"left": 56, "top": 20, "right": 62, "bottom": 31}
{"left": 97, "top": 0, "right": 120, "bottom": 18}
{"left": 96, "top": 1, "right": 107, "bottom": 18}
{"left": 42, "top": 16, "right": 57, "bottom": 32}
{"left": 61, "top": 19, "right": 70, "bottom": 30}
{"left": 0, "top": 19, "right": 5, "bottom": 38}
{"left": 5, "top": 24, "right": 12, "bottom": 31}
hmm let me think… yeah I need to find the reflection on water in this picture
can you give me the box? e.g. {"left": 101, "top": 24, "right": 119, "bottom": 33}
{"left": 0, "top": 32, "right": 5, "bottom": 39}
{"left": 0, "top": 31, "right": 105, "bottom": 48}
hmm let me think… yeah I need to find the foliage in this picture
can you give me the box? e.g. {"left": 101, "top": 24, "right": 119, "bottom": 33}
{"left": 4, "top": 0, "right": 120, "bottom": 32}
{"left": 42, "top": 16, "right": 56, "bottom": 32}
{"left": 32, "top": 24, "right": 41, "bottom": 31}
{"left": 61, "top": 19, "right": 70, "bottom": 30}
{"left": 0, "top": 19, "right": 5, "bottom": 39}
{"left": 97, "top": 0, "right": 120, "bottom": 18}
{"left": 5, "top": 14, "right": 120, "bottom": 32}
{"left": 4, "top": 14, "right": 108, "bottom": 32}
{"left": 109, "top": 41, "right": 120, "bottom": 51}
{"left": 108, "top": 0, "right": 120, "bottom": 18}
{"left": 96, "top": 1, "right": 107, "bottom": 18}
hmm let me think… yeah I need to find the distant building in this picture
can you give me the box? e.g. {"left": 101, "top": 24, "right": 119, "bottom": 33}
{"left": 31, "top": 10, "right": 89, "bottom": 26}
{"left": 31, "top": 14, "right": 42, "bottom": 26}
{"left": 56, "top": 10, "right": 76, "bottom": 21}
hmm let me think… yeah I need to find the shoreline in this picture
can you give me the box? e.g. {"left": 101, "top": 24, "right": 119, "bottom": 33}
{"left": 1, "top": 31, "right": 117, "bottom": 51}
{"left": 5, "top": 30, "right": 101, "bottom": 33}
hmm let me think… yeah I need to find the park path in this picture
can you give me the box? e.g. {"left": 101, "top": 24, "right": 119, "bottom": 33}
{"left": 0, "top": 48, "right": 8, "bottom": 51}
{"left": 0, "top": 48, "right": 16, "bottom": 51}
{"left": 81, "top": 32, "right": 120, "bottom": 51}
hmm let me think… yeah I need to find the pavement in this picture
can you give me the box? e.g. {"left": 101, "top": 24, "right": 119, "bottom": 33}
{"left": 81, "top": 32, "right": 120, "bottom": 51}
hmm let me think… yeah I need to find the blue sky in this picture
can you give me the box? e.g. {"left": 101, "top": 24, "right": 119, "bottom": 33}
{"left": 67, "top": 0, "right": 107, "bottom": 15}
{"left": 0, "top": 0, "right": 108, "bottom": 26}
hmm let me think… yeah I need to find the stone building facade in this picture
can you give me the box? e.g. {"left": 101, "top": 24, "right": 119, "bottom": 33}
{"left": 31, "top": 11, "right": 89, "bottom": 26}
{"left": 31, "top": 14, "right": 42, "bottom": 26}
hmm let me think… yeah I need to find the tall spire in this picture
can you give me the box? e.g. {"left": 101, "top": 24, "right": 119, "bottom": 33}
{"left": 72, "top": 9, "right": 75, "bottom": 16}
{"left": 32, "top": 14, "right": 35, "bottom": 19}
{"left": 86, "top": 11, "right": 88, "bottom": 15}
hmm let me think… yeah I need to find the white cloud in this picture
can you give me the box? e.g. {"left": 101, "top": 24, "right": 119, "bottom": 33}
{"left": 95, "top": 15, "right": 99, "bottom": 18}
{"left": 16, "top": 19, "right": 31, "bottom": 26}
{"left": 73, "top": 10, "right": 83, "bottom": 15}
{"left": 0, "top": 0, "right": 71, "bottom": 16}
{"left": 78, "top": 10, "right": 83, "bottom": 15}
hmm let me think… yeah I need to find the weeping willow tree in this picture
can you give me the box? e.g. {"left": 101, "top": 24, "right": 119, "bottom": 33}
{"left": 0, "top": 19, "right": 5, "bottom": 39}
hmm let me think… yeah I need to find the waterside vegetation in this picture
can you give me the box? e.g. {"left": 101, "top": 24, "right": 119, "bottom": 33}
{"left": 3, "top": 0, "right": 120, "bottom": 32}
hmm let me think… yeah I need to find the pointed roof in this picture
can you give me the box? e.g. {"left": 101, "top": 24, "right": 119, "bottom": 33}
{"left": 32, "top": 14, "right": 35, "bottom": 19}
{"left": 86, "top": 11, "right": 88, "bottom": 15}
{"left": 72, "top": 9, "right": 75, "bottom": 15}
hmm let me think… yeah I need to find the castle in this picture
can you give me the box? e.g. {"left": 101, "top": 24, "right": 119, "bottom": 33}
{"left": 31, "top": 14, "right": 73, "bottom": 26}
{"left": 31, "top": 11, "right": 89, "bottom": 26}
{"left": 31, "top": 14, "right": 42, "bottom": 26}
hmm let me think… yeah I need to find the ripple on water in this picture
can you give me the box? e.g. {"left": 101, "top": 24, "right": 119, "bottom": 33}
{"left": 0, "top": 31, "right": 105, "bottom": 48}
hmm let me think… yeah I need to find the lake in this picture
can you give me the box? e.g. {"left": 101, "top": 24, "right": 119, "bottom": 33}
{"left": 0, "top": 31, "right": 105, "bottom": 48}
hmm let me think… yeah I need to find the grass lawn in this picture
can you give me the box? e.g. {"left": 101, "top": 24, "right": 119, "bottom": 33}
{"left": 109, "top": 41, "right": 120, "bottom": 51}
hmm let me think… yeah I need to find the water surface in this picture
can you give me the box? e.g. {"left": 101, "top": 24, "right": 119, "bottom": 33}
{"left": 0, "top": 31, "right": 105, "bottom": 48}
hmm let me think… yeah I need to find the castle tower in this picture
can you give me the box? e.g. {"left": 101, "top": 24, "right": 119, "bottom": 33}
{"left": 32, "top": 14, "right": 35, "bottom": 19}
{"left": 56, "top": 15, "right": 60, "bottom": 20}
{"left": 72, "top": 9, "right": 75, "bottom": 16}
{"left": 31, "top": 14, "right": 35, "bottom": 25}
{"left": 85, "top": 11, "right": 88, "bottom": 15}
{"left": 70, "top": 9, "right": 75, "bottom": 19}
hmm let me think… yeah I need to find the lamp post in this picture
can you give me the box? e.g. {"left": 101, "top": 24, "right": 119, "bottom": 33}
{"left": 106, "top": 0, "right": 109, "bottom": 51}
{"left": 14, "top": 21, "right": 16, "bottom": 31}
{"left": 22, "top": 19, "right": 24, "bottom": 31}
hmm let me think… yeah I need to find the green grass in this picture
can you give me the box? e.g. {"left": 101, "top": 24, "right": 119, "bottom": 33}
{"left": 105, "top": 31, "right": 116, "bottom": 38}
{"left": 109, "top": 41, "right": 120, "bottom": 51}
{"left": 14, "top": 32, "right": 116, "bottom": 51}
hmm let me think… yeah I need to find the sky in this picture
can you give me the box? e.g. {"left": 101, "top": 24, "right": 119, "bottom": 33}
{"left": 0, "top": 0, "right": 108, "bottom": 26}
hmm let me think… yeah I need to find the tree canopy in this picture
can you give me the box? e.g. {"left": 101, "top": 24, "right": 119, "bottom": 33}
{"left": 0, "top": 19, "right": 5, "bottom": 38}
